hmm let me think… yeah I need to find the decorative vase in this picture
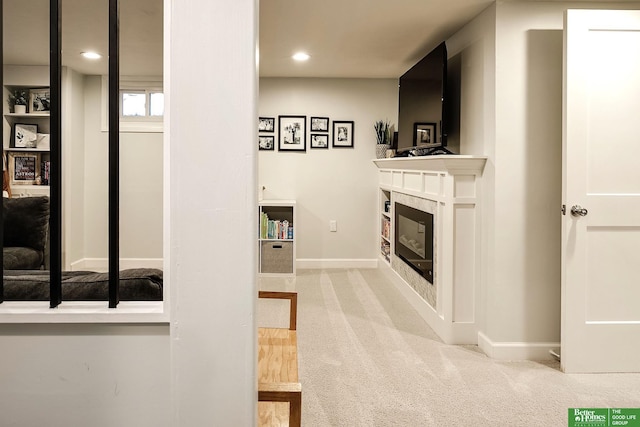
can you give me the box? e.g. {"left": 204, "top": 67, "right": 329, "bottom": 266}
{"left": 376, "top": 144, "right": 390, "bottom": 159}
{"left": 14, "top": 105, "right": 26, "bottom": 114}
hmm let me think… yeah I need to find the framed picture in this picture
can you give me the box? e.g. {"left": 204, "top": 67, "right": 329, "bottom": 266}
{"left": 258, "top": 117, "right": 275, "bottom": 132}
{"left": 14, "top": 124, "right": 38, "bottom": 148}
{"left": 8, "top": 151, "right": 41, "bottom": 185}
{"left": 310, "top": 117, "right": 329, "bottom": 132}
{"left": 332, "top": 121, "right": 354, "bottom": 148}
{"left": 310, "top": 134, "right": 329, "bottom": 149}
{"left": 413, "top": 122, "right": 437, "bottom": 146}
{"left": 29, "top": 88, "right": 50, "bottom": 113}
{"left": 258, "top": 135, "right": 275, "bottom": 151}
{"left": 278, "top": 115, "right": 306, "bottom": 152}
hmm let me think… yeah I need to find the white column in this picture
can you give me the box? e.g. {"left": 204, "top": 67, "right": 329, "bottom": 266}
{"left": 169, "top": 0, "right": 258, "bottom": 425}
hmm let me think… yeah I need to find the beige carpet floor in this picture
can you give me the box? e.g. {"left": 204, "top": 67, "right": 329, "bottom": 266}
{"left": 258, "top": 268, "right": 640, "bottom": 426}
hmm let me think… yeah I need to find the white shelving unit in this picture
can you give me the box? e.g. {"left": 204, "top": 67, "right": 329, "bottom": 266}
{"left": 3, "top": 85, "right": 50, "bottom": 198}
{"left": 259, "top": 200, "right": 296, "bottom": 276}
{"left": 380, "top": 188, "right": 391, "bottom": 264}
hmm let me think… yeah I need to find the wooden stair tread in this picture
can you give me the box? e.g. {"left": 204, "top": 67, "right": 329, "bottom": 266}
{"left": 258, "top": 402, "right": 290, "bottom": 427}
{"left": 258, "top": 327, "right": 298, "bottom": 384}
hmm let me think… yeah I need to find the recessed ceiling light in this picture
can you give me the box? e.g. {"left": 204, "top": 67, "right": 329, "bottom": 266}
{"left": 292, "top": 52, "right": 310, "bottom": 62}
{"left": 81, "top": 51, "right": 102, "bottom": 60}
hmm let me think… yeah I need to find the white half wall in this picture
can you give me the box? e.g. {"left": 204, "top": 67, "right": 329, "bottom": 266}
{"left": 259, "top": 78, "right": 398, "bottom": 265}
{"left": 0, "top": 324, "right": 170, "bottom": 427}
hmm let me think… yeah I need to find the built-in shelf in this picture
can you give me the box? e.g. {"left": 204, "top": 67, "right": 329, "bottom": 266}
{"left": 374, "top": 154, "right": 487, "bottom": 345}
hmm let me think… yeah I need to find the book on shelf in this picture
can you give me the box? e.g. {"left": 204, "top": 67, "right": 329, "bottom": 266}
{"left": 259, "top": 212, "right": 294, "bottom": 240}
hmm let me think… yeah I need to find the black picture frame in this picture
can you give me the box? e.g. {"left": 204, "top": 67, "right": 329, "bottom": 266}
{"left": 29, "top": 87, "right": 51, "bottom": 113}
{"left": 14, "top": 123, "right": 38, "bottom": 148}
{"left": 310, "top": 116, "right": 329, "bottom": 132}
{"left": 258, "top": 117, "right": 275, "bottom": 132}
{"left": 258, "top": 135, "right": 275, "bottom": 151}
{"left": 413, "top": 122, "right": 437, "bottom": 146}
{"left": 278, "top": 115, "right": 306, "bottom": 152}
{"left": 332, "top": 121, "right": 354, "bottom": 148}
{"left": 310, "top": 134, "right": 329, "bottom": 149}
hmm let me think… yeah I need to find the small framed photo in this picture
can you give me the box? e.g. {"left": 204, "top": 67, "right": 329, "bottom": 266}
{"left": 278, "top": 115, "right": 306, "bottom": 152}
{"left": 29, "top": 88, "right": 50, "bottom": 113}
{"left": 332, "top": 121, "right": 354, "bottom": 148}
{"left": 8, "top": 151, "right": 41, "bottom": 185}
{"left": 310, "top": 134, "right": 329, "bottom": 149}
{"left": 259, "top": 135, "right": 275, "bottom": 151}
{"left": 310, "top": 117, "right": 329, "bottom": 132}
{"left": 258, "top": 117, "right": 275, "bottom": 132}
{"left": 14, "top": 124, "right": 38, "bottom": 148}
{"left": 413, "top": 122, "right": 437, "bottom": 146}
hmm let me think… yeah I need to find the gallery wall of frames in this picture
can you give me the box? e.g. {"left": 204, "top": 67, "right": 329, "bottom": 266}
{"left": 258, "top": 115, "right": 355, "bottom": 152}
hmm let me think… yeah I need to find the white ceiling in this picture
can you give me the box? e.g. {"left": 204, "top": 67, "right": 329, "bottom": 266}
{"left": 3, "top": 0, "right": 612, "bottom": 80}
{"left": 3, "top": 0, "right": 494, "bottom": 79}
{"left": 3, "top": 0, "right": 163, "bottom": 76}
{"left": 259, "top": 0, "right": 494, "bottom": 78}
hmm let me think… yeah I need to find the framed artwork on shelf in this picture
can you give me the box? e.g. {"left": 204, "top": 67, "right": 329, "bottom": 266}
{"left": 259, "top": 135, "right": 275, "bottom": 151}
{"left": 310, "top": 134, "right": 329, "bottom": 149}
{"left": 310, "top": 117, "right": 329, "bottom": 132}
{"left": 332, "top": 121, "right": 354, "bottom": 148}
{"left": 8, "top": 151, "right": 41, "bottom": 185}
{"left": 29, "top": 88, "right": 50, "bottom": 113}
{"left": 14, "top": 124, "right": 38, "bottom": 148}
{"left": 278, "top": 115, "right": 306, "bottom": 152}
{"left": 258, "top": 117, "right": 275, "bottom": 132}
{"left": 413, "top": 122, "right": 437, "bottom": 146}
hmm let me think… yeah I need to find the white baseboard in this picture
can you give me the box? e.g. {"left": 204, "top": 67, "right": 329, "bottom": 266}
{"left": 69, "top": 258, "right": 163, "bottom": 272}
{"left": 296, "top": 259, "right": 379, "bottom": 269}
{"left": 478, "top": 331, "right": 560, "bottom": 361}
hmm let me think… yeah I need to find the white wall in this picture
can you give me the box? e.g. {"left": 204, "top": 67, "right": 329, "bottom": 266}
{"left": 169, "top": 0, "right": 257, "bottom": 425}
{"left": 63, "top": 67, "right": 86, "bottom": 268}
{"left": 259, "top": 78, "right": 398, "bottom": 265}
{"left": 79, "top": 75, "right": 163, "bottom": 267}
{"left": 448, "top": 1, "right": 640, "bottom": 358}
{"left": 0, "top": 324, "right": 171, "bottom": 427}
{"left": 1, "top": 1, "right": 258, "bottom": 425}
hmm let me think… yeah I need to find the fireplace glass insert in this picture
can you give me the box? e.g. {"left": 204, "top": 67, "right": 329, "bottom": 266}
{"left": 394, "top": 202, "right": 433, "bottom": 283}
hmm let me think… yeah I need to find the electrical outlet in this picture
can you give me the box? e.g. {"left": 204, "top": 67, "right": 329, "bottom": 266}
{"left": 329, "top": 220, "right": 337, "bottom": 232}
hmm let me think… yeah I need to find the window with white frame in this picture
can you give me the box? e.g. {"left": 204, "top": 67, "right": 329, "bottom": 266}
{"left": 102, "top": 76, "right": 164, "bottom": 132}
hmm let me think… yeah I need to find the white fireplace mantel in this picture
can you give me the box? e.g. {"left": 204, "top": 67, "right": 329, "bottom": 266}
{"left": 373, "top": 155, "right": 487, "bottom": 175}
{"left": 374, "top": 155, "right": 487, "bottom": 345}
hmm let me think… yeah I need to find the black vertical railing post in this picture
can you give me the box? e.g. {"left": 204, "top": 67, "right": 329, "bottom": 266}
{"left": 0, "top": 0, "right": 4, "bottom": 304}
{"left": 49, "top": 0, "right": 62, "bottom": 308}
{"left": 108, "top": 0, "right": 120, "bottom": 308}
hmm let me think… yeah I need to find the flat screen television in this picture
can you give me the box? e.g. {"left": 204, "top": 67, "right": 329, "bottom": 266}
{"left": 397, "top": 41, "right": 449, "bottom": 152}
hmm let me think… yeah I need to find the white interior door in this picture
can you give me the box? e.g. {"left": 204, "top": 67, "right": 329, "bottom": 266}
{"left": 562, "top": 9, "right": 640, "bottom": 373}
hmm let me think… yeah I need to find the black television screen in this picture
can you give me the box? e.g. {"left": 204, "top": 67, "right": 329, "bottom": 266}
{"left": 397, "top": 41, "right": 448, "bottom": 151}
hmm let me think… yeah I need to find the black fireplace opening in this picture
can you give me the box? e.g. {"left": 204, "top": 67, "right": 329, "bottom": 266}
{"left": 394, "top": 202, "right": 434, "bottom": 284}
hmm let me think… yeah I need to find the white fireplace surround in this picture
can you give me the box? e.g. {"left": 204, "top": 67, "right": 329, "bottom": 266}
{"left": 374, "top": 155, "right": 487, "bottom": 345}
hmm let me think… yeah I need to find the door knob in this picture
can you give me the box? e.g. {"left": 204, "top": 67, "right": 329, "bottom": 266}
{"left": 570, "top": 205, "right": 588, "bottom": 217}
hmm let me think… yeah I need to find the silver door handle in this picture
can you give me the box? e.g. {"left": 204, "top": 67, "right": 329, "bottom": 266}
{"left": 571, "top": 205, "right": 588, "bottom": 217}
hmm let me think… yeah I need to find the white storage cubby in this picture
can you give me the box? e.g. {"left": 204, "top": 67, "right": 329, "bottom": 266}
{"left": 259, "top": 200, "right": 296, "bottom": 276}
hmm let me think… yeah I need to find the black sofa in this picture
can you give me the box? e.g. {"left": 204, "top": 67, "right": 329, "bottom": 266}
{"left": 3, "top": 268, "right": 163, "bottom": 301}
{"left": 2, "top": 196, "right": 163, "bottom": 301}
{"left": 3, "top": 196, "right": 50, "bottom": 270}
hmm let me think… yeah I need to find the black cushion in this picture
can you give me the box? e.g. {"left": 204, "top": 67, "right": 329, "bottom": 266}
{"left": 3, "top": 247, "right": 43, "bottom": 270}
{"left": 2, "top": 268, "right": 163, "bottom": 301}
{"left": 3, "top": 196, "right": 50, "bottom": 252}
